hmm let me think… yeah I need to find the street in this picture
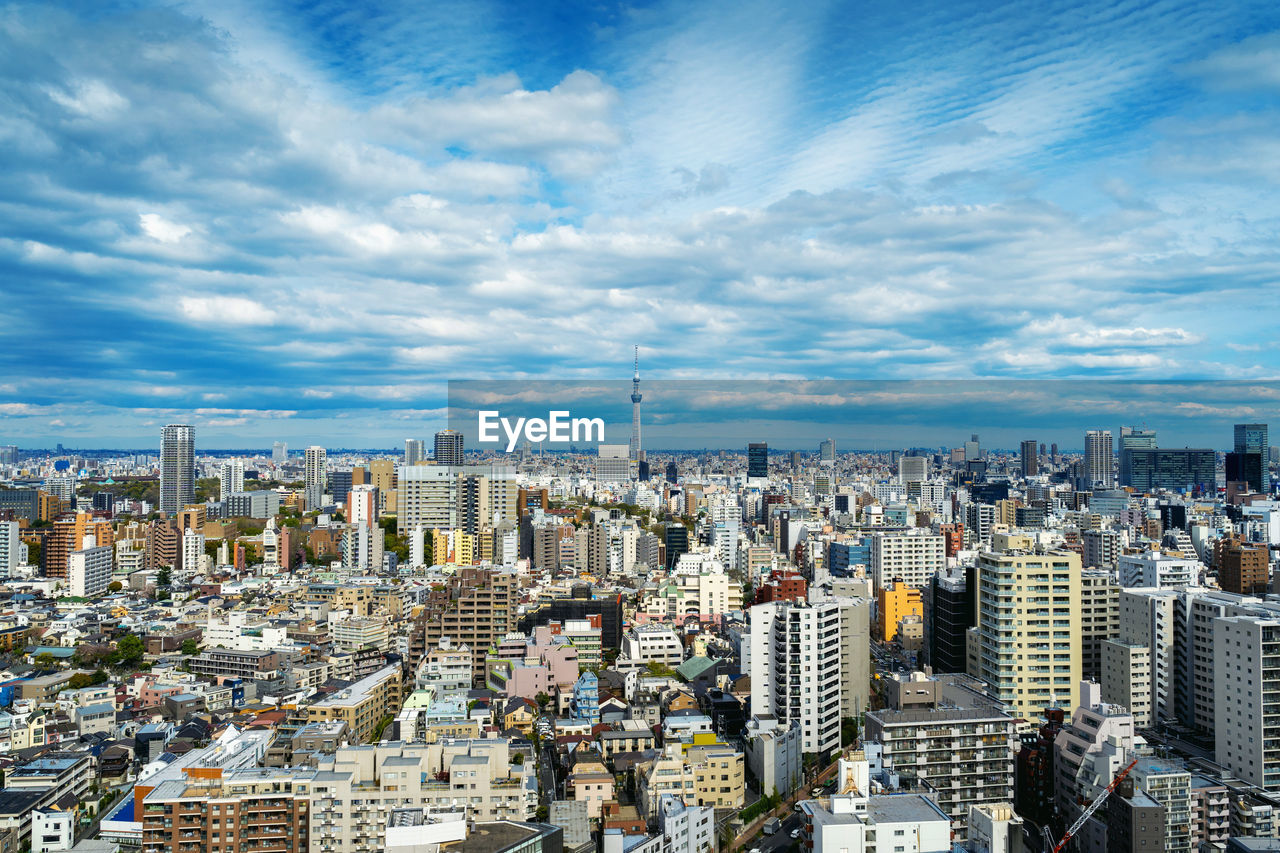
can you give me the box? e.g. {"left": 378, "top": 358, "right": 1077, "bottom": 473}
{"left": 754, "top": 812, "right": 802, "bottom": 853}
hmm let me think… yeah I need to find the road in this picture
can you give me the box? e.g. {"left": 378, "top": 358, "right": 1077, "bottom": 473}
{"left": 538, "top": 739, "right": 559, "bottom": 804}
{"left": 754, "top": 812, "right": 802, "bottom": 853}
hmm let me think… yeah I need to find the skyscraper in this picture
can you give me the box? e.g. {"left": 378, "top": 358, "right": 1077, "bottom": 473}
{"left": 1084, "top": 430, "right": 1114, "bottom": 488}
{"left": 160, "top": 424, "right": 194, "bottom": 515}
{"left": 272, "top": 441, "right": 287, "bottom": 463}
{"left": 747, "top": 442, "right": 768, "bottom": 479}
{"left": 1020, "top": 439, "right": 1038, "bottom": 477}
{"left": 630, "top": 345, "right": 642, "bottom": 462}
{"left": 404, "top": 438, "right": 425, "bottom": 466}
{"left": 1118, "top": 426, "right": 1157, "bottom": 487}
{"left": 819, "top": 438, "right": 836, "bottom": 466}
{"left": 304, "top": 446, "right": 327, "bottom": 509}
{"left": 434, "top": 429, "right": 464, "bottom": 465}
{"left": 1232, "top": 423, "right": 1269, "bottom": 492}
{"left": 595, "top": 444, "right": 631, "bottom": 483}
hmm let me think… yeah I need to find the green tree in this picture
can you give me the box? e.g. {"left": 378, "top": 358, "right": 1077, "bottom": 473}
{"left": 108, "top": 581, "right": 123, "bottom": 592}
{"left": 181, "top": 639, "right": 200, "bottom": 656}
{"left": 117, "top": 634, "right": 144, "bottom": 667}
{"left": 34, "top": 652, "right": 58, "bottom": 669}
{"left": 156, "top": 566, "right": 172, "bottom": 589}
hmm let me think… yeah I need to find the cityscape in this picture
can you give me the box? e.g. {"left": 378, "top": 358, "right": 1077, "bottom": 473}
{"left": 5, "top": 2, "right": 1280, "bottom": 853}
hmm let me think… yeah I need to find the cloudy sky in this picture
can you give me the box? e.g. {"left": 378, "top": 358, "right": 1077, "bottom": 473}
{"left": 3, "top": 0, "right": 1280, "bottom": 448}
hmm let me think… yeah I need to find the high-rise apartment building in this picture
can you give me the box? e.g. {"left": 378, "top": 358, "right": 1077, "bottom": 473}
{"left": 218, "top": 459, "right": 244, "bottom": 500}
{"left": 865, "top": 680, "right": 1016, "bottom": 840}
{"left": 747, "top": 442, "right": 768, "bottom": 479}
{"left": 1215, "top": 611, "right": 1280, "bottom": 791}
{"left": 1216, "top": 537, "right": 1269, "bottom": 595}
{"left": 1080, "top": 569, "right": 1119, "bottom": 682}
{"left": 159, "top": 424, "right": 194, "bottom": 515}
{"left": 1084, "top": 430, "right": 1114, "bottom": 489}
{"left": 304, "top": 446, "right": 327, "bottom": 510}
{"left": 68, "top": 538, "right": 112, "bottom": 598}
{"left": 272, "top": 440, "right": 288, "bottom": 463}
{"left": 404, "top": 438, "right": 425, "bottom": 466}
{"left": 869, "top": 532, "right": 945, "bottom": 590}
{"left": 971, "top": 550, "right": 1082, "bottom": 719}
{"left": 434, "top": 429, "right": 464, "bottom": 465}
{"left": 1021, "top": 439, "right": 1038, "bottom": 477}
{"left": 926, "top": 567, "right": 974, "bottom": 674}
{"left": 45, "top": 512, "right": 114, "bottom": 579}
{"left": 746, "top": 596, "right": 870, "bottom": 754}
{"left": 0, "top": 521, "right": 23, "bottom": 578}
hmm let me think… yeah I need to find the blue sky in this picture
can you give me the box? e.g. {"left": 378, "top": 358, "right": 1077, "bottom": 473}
{"left": 2, "top": 0, "right": 1280, "bottom": 448}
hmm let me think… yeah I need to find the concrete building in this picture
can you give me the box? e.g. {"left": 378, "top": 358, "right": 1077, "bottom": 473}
{"left": 1118, "top": 550, "right": 1199, "bottom": 589}
{"left": 67, "top": 538, "right": 112, "bottom": 598}
{"left": 865, "top": 690, "right": 1016, "bottom": 840}
{"left": 743, "top": 715, "right": 802, "bottom": 798}
{"left": 1101, "top": 640, "right": 1153, "bottom": 728}
{"left": 160, "top": 424, "right": 194, "bottom": 515}
{"left": 971, "top": 550, "right": 1082, "bottom": 719}
{"left": 870, "top": 532, "right": 945, "bottom": 590}
{"left": 747, "top": 596, "right": 869, "bottom": 754}
{"left": 1080, "top": 569, "right": 1118, "bottom": 682}
{"left": 306, "top": 664, "right": 403, "bottom": 743}
{"left": 305, "top": 446, "right": 327, "bottom": 510}
{"left": 1215, "top": 611, "right": 1280, "bottom": 790}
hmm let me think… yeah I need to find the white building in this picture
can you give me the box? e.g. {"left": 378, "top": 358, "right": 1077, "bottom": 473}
{"left": 305, "top": 445, "right": 327, "bottom": 510}
{"left": 748, "top": 598, "right": 865, "bottom": 753}
{"left": 0, "top": 521, "right": 24, "bottom": 578}
{"left": 743, "top": 714, "right": 802, "bottom": 798}
{"left": 68, "top": 538, "right": 112, "bottom": 598}
{"left": 800, "top": 756, "right": 951, "bottom": 853}
{"left": 1215, "top": 611, "right": 1280, "bottom": 791}
{"left": 31, "top": 808, "right": 73, "bottom": 853}
{"left": 1118, "top": 550, "right": 1199, "bottom": 588}
{"left": 619, "top": 625, "right": 684, "bottom": 668}
{"left": 870, "top": 532, "right": 945, "bottom": 590}
{"left": 657, "top": 794, "right": 715, "bottom": 853}
{"left": 183, "top": 527, "right": 206, "bottom": 575}
{"left": 218, "top": 459, "right": 245, "bottom": 500}
{"left": 1100, "top": 640, "right": 1152, "bottom": 728}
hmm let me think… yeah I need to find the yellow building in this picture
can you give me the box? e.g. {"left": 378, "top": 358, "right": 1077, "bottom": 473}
{"left": 305, "top": 664, "right": 402, "bottom": 743}
{"left": 972, "top": 549, "right": 1082, "bottom": 719}
{"left": 876, "top": 582, "right": 922, "bottom": 643}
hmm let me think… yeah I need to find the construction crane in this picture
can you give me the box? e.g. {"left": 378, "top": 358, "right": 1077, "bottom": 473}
{"left": 1048, "top": 759, "right": 1139, "bottom": 853}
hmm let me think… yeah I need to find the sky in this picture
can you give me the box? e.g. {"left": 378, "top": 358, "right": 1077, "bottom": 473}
{"left": 3, "top": 0, "right": 1280, "bottom": 448}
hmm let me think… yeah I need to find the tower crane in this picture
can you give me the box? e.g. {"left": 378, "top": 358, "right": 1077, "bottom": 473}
{"left": 1048, "top": 758, "right": 1139, "bottom": 853}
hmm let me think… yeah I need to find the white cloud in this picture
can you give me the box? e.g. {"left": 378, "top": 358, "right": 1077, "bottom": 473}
{"left": 139, "top": 213, "right": 191, "bottom": 243}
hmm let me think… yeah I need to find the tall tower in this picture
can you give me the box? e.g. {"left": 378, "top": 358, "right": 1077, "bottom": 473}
{"left": 304, "top": 446, "right": 327, "bottom": 510}
{"left": 160, "top": 424, "right": 194, "bottom": 515}
{"left": 1085, "top": 430, "right": 1114, "bottom": 488}
{"left": 630, "top": 345, "right": 643, "bottom": 462}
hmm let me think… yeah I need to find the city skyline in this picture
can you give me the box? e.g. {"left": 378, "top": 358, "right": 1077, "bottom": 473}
{"left": 4, "top": 2, "right": 1280, "bottom": 446}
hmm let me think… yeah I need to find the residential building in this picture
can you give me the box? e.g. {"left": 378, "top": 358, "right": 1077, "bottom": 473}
{"left": 743, "top": 715, "right": 802, "bottom": 798}
{"left": 306, "top": 664, "right": 403, "bottom": 743}
{"left": 1085, "top": 430, "right": 1114, "bottom": 489}
{"left": 305, "top": 446, "right": 327, "bottom": 510}
{"left": 870, "top": 532, "right": 945, "bottom": 590}
{"left": 865, "top": 689, "right": 1016, "bottom": 840}
{"left": 1215, "top": 611, "right": 1280, "bottom": 790}
{"left": 218, "top": 459, "right": 245, "bottom": 500}
{"left": 67, "top": 538, "right": 112, "bottom": 598}
{"left": 1080, "top": 569, "right": 1118, "bottom": 682}
{"left": 971, "top": 550, "right": 1082, "bottom": 719}
{"left": 160, "top": 424, "right": 194, "bottom": 515}
{"left": 434, "top": 429, "right": 464, "bottom": 465}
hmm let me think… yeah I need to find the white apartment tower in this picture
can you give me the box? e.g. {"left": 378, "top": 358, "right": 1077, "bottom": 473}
{"left": 218, "top": 459, "right": 245, "bottom": 500}
{"left": 748, "top": 598, "right": 868, "bottom": 753}
{"left": 160, "top": 424, "right": 194, "bottom": 515}
{"left": 304, "top": 445, "right": 327, "bottom": 510}
{"left": 68, "top": 535, "right": 112, "bottom": 598}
